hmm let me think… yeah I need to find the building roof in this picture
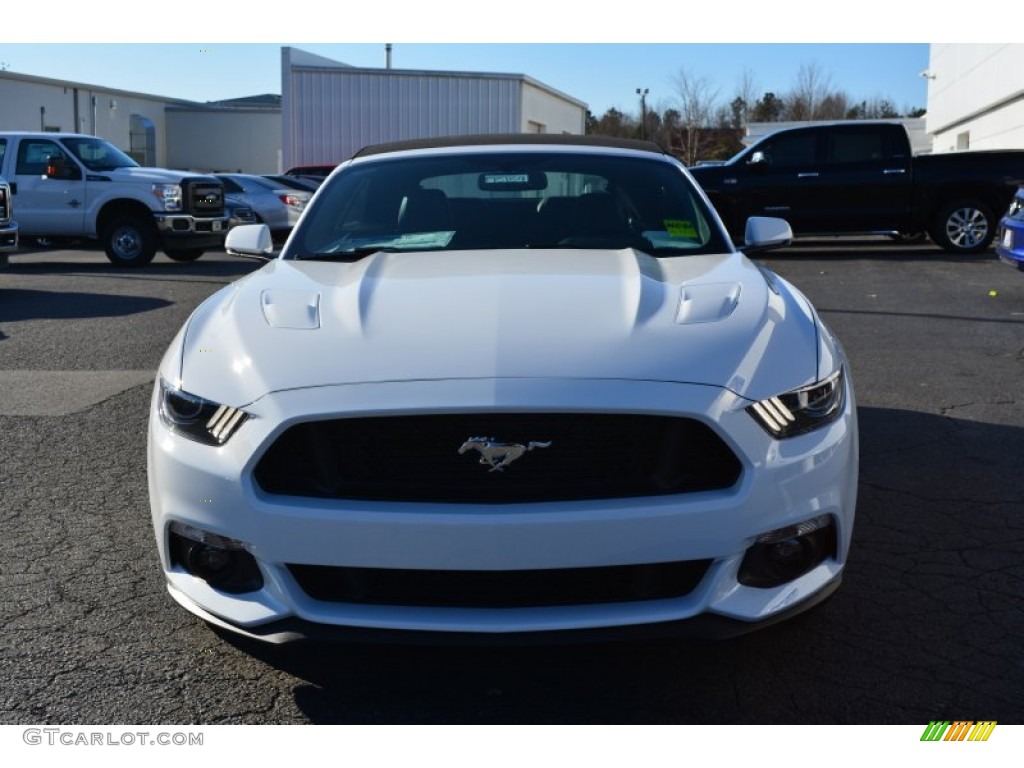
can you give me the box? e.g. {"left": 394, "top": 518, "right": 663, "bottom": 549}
{"left": 284, "top": 47, "right": 587, "bottom": 110}
{"left": 0, "top": 69, "right": 196, "bottom": 107}
{"left": 209, "top": 94, "right": 282, "bottom": 108}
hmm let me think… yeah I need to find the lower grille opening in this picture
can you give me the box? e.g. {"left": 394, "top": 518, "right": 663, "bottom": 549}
{"left": 288, "top": 560, "right": 712, "bottom": 608}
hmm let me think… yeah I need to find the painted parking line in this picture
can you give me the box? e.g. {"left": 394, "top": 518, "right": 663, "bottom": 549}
{"left": 0, "top": 370, "right": 156, "bottom": 416}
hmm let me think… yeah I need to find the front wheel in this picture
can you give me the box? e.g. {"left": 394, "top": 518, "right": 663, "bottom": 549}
{"left": 929, "top": 200, "right": 995, "bottom": 254}
{"left": 103, "top": 216, "right": 157, "bottom": 267}
{"left": 164, "top": 248, "right": 205, "bottom": 262}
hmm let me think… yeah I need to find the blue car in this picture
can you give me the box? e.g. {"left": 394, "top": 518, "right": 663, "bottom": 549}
{"left": 996, "top": 187, "right": 1024, "bottom": 271}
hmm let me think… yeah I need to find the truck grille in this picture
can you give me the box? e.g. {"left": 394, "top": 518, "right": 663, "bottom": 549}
{"left": 182, "top": 178, "right": 224, "bottom": 217}
{"left": 254, "top": 413, "right": 742, "bottom": 503}
{"left": 0, "top": 185, "right": 9, "bottom": 224}
{"left": 287, "top": 560, "right": 713, "bottom": 608}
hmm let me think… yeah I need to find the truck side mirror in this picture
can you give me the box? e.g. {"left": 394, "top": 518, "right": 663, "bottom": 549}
{"left": 44, "top": 156, "right": 79, "bottom": 180}
{"left": 747, "top": 151, "right": 769, "bottom": 169}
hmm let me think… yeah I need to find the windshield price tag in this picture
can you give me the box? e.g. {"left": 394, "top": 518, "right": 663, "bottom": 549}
{"left": 664, "top": 219, "right": 698, "bottom": 239}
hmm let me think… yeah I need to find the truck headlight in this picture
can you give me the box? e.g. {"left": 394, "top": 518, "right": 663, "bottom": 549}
{"left": 158, "top": 378, "right": 249, "bottom": 445}
{"left": 152, "top": 183, "right": 183, "bottom": 212}
{"left": 747, "top": 368, "right": 845, "bottom": 439}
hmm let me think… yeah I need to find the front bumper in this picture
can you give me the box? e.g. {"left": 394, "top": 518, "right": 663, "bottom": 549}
{"left": 0, "top": 221, "right": 18, "bottom": 254}
{"left": 154, "top": 214, "right": 229, "bottom": 249}
{"left": 148, "top": 377, "right": 858, "bottom": 642}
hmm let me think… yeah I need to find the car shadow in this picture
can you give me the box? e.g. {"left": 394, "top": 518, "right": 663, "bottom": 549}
{"left": 3, "top": 255, "right": 261, "bottom": 282}
{"left": 212, "top": 406, "right": 1024, "bottom": 724}
{"left": 758, "top": 239, "right": 997, "bottom": 265}
{"left": 0, "top": 289, "right": 172, "bottom": 324}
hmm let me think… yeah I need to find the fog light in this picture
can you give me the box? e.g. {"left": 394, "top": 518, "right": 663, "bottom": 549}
{"left": 769, "top": 537, "right": 806, "bottom": 565}
{"left": 738, "top": 515, "right": 837, "bottom": 588}
{"left": 187, "top": 545, "right": 234, "bottom": 581}
{"left": 168, "top": 522, "right": 263, "bottom": 594}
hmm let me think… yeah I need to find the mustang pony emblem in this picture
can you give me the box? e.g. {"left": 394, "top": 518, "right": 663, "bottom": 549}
{"left": 458, "top": 437, "right": 552, "bottom": 472}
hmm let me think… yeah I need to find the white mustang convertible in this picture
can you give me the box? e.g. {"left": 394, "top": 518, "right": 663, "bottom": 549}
{"left": 148, "top": 136, "right": 858, "bottom": 643}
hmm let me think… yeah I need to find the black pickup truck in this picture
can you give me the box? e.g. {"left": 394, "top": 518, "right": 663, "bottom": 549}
{"left": 689, "top": 122, "right": 1024, "bottom": 253}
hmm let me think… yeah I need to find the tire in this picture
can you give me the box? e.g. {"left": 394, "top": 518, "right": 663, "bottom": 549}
{"left": 929, "top": 200, "right": 996, "bottom": 254}
{"left": 164, "top": 248, "right": 205, "bottom": 262}
{"left": 103, "top": 216, "right": 157, "bottom": 267}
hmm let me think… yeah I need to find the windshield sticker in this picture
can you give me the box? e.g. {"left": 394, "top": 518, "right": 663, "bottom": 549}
{"left": 484, "top": 174, "right": 530, "bottom": 185}
{"left": 394, "top": 231, "right": 455, "bottom": 248}
{"left": 664, "top": 219, "right": 699, "bottom": 239}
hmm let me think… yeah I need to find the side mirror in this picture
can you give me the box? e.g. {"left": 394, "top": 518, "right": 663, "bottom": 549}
{"left": 44, "top": 156, "right": 79, "bottom": 180}
{"left": 747, "top": 151, "right": 769, "bottom": 169}
{"left": 743, "top": 216, "right": 792, "bottom": 254}
{"left": 226, "top": 223, "right": 275, "bottom": 260}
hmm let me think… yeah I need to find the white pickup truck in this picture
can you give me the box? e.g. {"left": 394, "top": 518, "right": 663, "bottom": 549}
{"left": 0, "top": 175, "right": 17, "bottom": 267}
{"left": 0, "top": 132, "right": 228, "bottom": 266}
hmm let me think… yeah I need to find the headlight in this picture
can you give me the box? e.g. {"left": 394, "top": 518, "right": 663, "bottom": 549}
{"left": 747, "top": 368, "right": 845, "bottom": 439}
{"left": 152, "top": 183, "right": 183, "bottom": 212}
{"left": 158, "top": 378, "right": 249, "bottom": 445}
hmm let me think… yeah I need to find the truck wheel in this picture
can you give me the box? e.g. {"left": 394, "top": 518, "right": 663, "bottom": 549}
{"left": 103, "top": 216, "right": 157, "bottom": 267}
{"left": 164, "top": 248, "right": 205, "bottom": 262}
{"left": 930, "top": 200, "right": 995, "bottom": 254}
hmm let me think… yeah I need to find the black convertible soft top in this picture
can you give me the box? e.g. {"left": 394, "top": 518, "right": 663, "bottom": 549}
{"left": 352, "top": 134, "right": 667, "bottom": 159}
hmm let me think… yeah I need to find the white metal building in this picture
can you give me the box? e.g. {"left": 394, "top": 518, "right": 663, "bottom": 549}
{"left": 166, "top": 96, "right": 282, "bottom": 173}
{"left": 0, "top": 69, "right": 282, "bottom": 172}
{"left": 0, "top": 70, "right": 174, "bottom": 166}
{"left": 926, "top": 44, "right": 1024, "bottom": 152}
{"left": 281, "top": 47, "right": 588, "bottom": 170}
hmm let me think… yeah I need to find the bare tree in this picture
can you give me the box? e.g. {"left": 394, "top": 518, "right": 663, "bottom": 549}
{"left": 655, "top": 105, "right": 681, "bottom": 150}
{"left": 670, "top": 68, "right": 721, "bottom": 165}
{"left": 733, "top": 67, "right": 759, "bottom": 128}
{"left": 785, "top": 62, "right": 834, "bottom": 120}
{"left": 817, "top": 91, "right": 851, "bottom": 120}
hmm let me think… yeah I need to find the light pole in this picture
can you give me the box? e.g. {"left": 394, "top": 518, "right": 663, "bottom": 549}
{"left": 636, "top": 88, "right": 649, "bottom": 140}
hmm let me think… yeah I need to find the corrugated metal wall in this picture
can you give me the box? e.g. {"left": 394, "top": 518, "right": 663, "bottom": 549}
{"left": 166, "top": 109, "right": 281, "bottom": 173}
{"left": 286, "top": 68, "right": 522, "bottom": 166}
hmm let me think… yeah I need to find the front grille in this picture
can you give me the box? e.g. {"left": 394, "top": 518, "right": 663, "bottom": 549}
{"left": 183, "top": 178, "right": 224, "bottom": 217}
{"left": 0, "top": 185, "right": 9, "bottom": 224}
{"left": 255, "top": 413, "right": 742, "bottom": 503}
{"left": 288, "top": 560, "right": 712, "bottom": 608}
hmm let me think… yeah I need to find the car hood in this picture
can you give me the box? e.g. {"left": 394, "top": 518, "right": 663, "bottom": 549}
{"left": 174, "top": 249, "right": 820, "bottom": 406}
{"left": 101, "top": 167, "right": 212, "bottom": 183}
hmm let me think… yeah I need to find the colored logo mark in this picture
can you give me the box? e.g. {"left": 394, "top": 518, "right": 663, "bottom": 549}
{"left": 920, "top": 721, "right": 997, "bottom": 742}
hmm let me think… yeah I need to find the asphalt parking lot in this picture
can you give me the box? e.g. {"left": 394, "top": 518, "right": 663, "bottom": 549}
{"left": 0, "top": 241, "right": 1021, "bottom": 724}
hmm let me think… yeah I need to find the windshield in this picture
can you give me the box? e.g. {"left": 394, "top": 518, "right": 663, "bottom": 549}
{"left": 60, "top": 137, "right": 139, "bottom": 171}
{"left": 284, "top": 151, "right": 731, "bottom": 260}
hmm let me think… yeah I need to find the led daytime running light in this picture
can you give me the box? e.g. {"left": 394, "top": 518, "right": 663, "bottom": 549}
{"left": 747, "top": 368, "right": 844, "bottom": 439}
{"left": 158, "top": 378, "right": 249, "bottom": 445}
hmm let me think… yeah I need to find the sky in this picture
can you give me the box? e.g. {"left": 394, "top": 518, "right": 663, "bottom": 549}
{"left": 0, "top": 1, "right": 963, "bottom": 121}
{"left": 0, "top": 43, "right": 931, "bottom": 119}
